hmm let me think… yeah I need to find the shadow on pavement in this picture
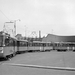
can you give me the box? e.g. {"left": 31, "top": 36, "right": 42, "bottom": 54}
{"left": 0, "top": 58, "right": 8, "bottom": 62}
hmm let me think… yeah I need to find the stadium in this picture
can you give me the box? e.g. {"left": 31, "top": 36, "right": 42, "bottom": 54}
{"left": 42, "top": 34, "right": 75, "bottom": 42}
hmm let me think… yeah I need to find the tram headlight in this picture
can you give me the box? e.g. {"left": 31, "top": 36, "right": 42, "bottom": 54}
{"left": 0, "top": 47, "right": 3, "bottom": 53}
{"left": 0, "top": 50, "right": 3, "bottom": 53}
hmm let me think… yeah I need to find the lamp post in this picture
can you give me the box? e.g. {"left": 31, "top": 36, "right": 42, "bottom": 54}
{"left": 3, "top": 22, "right": 5, "bottom": 32}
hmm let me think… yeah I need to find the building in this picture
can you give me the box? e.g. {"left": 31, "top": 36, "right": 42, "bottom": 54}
{"left": 42, "top": 34, "right": 75, "bottom": 42}
{"left": 15, "top": 34, "right": 24, "bottom": 40}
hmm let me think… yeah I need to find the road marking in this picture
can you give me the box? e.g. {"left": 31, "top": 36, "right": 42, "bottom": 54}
{"left": 0, "top": 61, "right": 6, "bottom": 65}
{"left": 0, "top": 62, "right": 3, "bottom": 65}
{"left": 3, "top": 63, "right": 75, "bottom": 71}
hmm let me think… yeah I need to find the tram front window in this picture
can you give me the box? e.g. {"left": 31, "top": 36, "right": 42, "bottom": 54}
{"left": 0, "top": 36, "right": 3, "bottom": 46}
{"left": 5, "top": 38, "right": 10, "bottom": 46}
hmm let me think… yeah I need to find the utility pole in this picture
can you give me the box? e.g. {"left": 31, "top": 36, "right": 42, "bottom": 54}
{"left": 52, "top": 29, "right": 53, "bottom": 34}
{"left": 25, "top": 25, "right": 27, "bottom": 38}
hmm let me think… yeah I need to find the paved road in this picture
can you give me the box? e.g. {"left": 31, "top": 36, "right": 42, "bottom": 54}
{"left": 0, "top": 51, "right": 75, "bottom": 75}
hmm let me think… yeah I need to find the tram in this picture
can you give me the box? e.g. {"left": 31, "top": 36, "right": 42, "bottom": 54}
{"left": 17, "top": 40, "right": 53, "bottom": 53}
{"left": 53, "top": 42, "right": 75, "bottom": 51}
{"left": 0, "top": 32, "right": 17, "bottom": 59}
{"left": 1, "top": 32, "right": 75, "bottom": 59}
{"left": 17, "top": 40, "right": 28, "bottom": 53}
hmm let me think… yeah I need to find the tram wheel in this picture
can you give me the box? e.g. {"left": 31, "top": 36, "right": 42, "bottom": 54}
{"left": 12, "top": 53, "right": 16, "bottom": 57}
{"left": 4, "top": 56, "right": 8, "bottom": 60}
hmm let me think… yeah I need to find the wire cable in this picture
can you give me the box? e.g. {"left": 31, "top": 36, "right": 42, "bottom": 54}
{"left": 0, "top": 10, "right": 10, "bottom": 20}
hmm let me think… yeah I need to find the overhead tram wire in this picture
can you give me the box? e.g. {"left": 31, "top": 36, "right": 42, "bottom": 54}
{"left": 0, "top": 10, "right": 10, "bottom": 21}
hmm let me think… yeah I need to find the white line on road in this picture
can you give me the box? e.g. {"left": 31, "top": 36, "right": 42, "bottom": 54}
{"left": 2, "top": 63, "right": 75, "bottom": 71}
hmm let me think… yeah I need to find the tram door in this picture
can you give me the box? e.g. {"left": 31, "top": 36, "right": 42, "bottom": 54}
{"left": 17, "top": 41, "right": 19, "bottom": 53}
{"left": 13, "top": 39, "right": 18, "bottom": 55}
{"left": 13, "top": 40, "right": 16, "bottom": 54}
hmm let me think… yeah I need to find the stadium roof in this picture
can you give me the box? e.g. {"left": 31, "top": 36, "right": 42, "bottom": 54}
{"left": 42, "top": 34, "right": 75, "bottom": 42}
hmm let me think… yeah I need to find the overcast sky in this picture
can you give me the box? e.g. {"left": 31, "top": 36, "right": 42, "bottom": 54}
{"left": 0, "top": 0, "right": 75, "bottom": 37}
